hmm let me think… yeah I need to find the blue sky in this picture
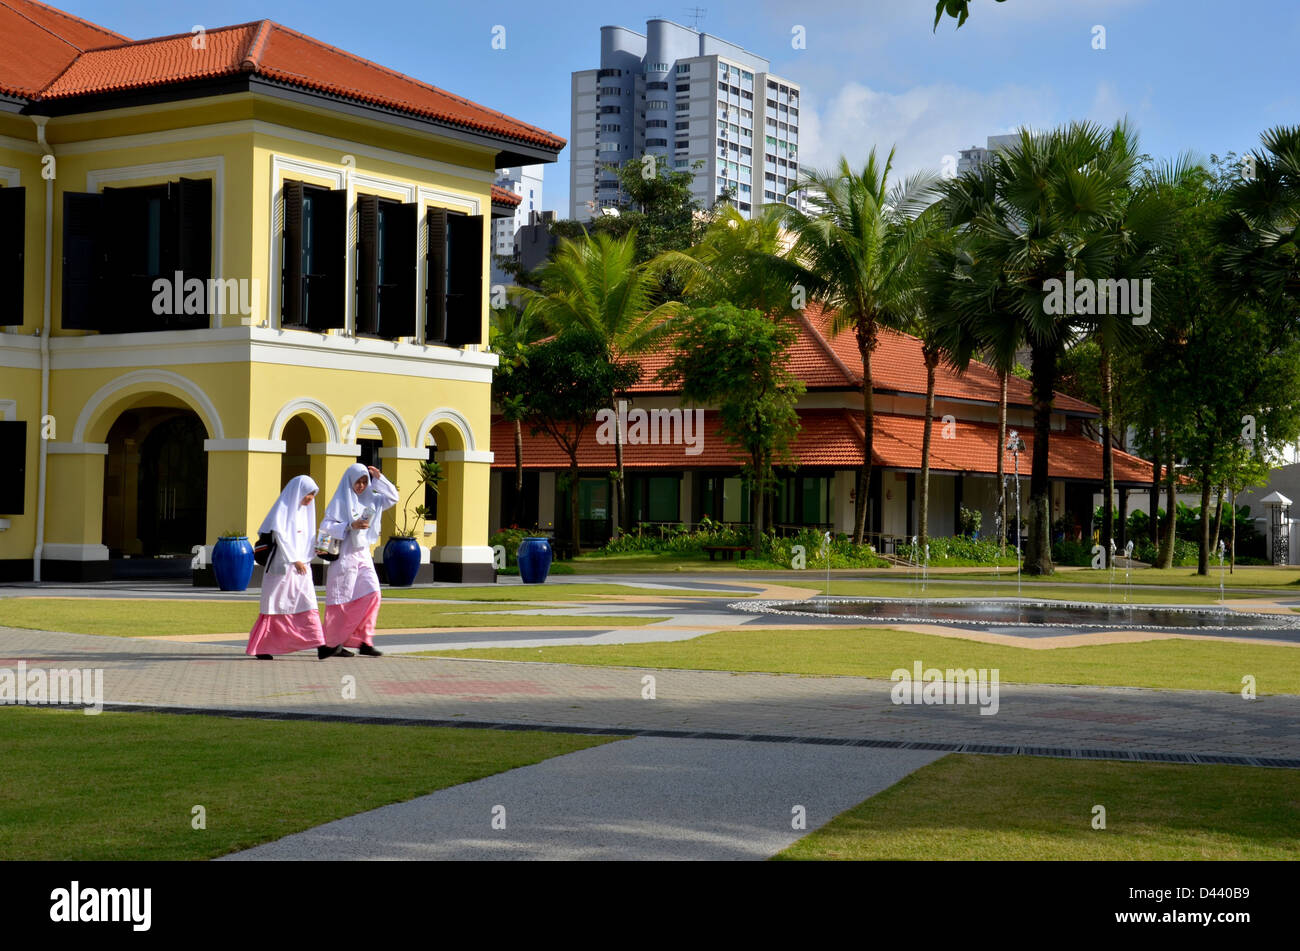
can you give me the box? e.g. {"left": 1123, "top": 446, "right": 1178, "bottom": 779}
{"left": 56, "top": 0, "right": 1300, "bottom": 214}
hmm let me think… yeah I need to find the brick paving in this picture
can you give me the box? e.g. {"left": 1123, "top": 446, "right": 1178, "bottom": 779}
{"left": 4, "top": 625, "right": 1298, "bottom": 762}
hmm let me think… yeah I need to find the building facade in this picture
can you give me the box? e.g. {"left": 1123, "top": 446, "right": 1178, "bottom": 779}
{"left": 489, "top": 305, "right": 1154, "bottom": 551}
{"left": 0, "top": 1, "right": 563, "bottom": 584}
{"left": 956, "top": 133, "right": 1021, "bottom": 175}
{"left": 570, "top": 19, "right": 804, "bottom": 221}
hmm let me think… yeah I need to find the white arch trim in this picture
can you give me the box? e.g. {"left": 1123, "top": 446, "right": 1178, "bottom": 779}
{"left": 73, "top": 369, "right": 225, "bottom": 442}
{"left": 345, "top": 402, "right": 411, "bottom": 448}
{"left": 269, "top": 397, "right": 341, "bottom": 442}
{"left": 417, "top": 408, "right": 476, "bottom": 452}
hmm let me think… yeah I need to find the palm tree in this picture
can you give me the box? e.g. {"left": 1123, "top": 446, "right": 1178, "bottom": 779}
{"left": 779, "top": 149, "right": 942, "bottom": 545}
{"left": 514, "top": 231, "right": 675, "bottom": 538}
{"left": 657, "top": 203, "right": 797, "bottom": 315}
{"left": 937, "top": 122, "right": 1139, "bottom": 574}
{"left": 489, "top": 305, "right": 544, "bottom": 528}
{"left": 1222, "top": 125, "right": 1300, "bottom": 308}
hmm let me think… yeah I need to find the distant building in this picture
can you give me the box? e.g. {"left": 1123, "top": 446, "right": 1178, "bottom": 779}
{"left": 490, "top": 166, "right": 543, "bottom": 287}
{"left": 570, "top": 19, "right": 805, "bottom": 221}
{"left": 956, "top": 133, "right": 1020, "bottom": 175}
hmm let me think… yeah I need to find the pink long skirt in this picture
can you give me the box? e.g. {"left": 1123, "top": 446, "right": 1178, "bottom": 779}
{"left": 246, "top": 610, "right": 326, "bottom": 656}
{"left": 323, "top": 592, "right": 381, "bottom": 649}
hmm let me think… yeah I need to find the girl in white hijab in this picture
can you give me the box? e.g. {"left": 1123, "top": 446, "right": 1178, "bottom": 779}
{"left": 246, "top": 474, "right": 328, "bottom": 659}
{"left": 319, "top": 463, "right": 399, "bottom": 656}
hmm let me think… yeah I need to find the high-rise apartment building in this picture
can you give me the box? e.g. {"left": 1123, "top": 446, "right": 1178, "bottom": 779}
{"left": 570, "top": 19, "right": 804, "bottom": 221}
{"left": 956, "top": 133, "right": 1021, "bottom": 175}
{"left": 490, "top": 165, "right": 543, "bottom": 286}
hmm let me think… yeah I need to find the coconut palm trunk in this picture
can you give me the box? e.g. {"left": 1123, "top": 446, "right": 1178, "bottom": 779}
{"left": 919, "top": 346, "right": 939, "bottom": 548}
{"left": 1100, "top": 342, "right": 1115, "bottom": 567}
{"left": 1157, "top": 443, "right": 1177, "bottom": 568}
{"left": 513, "top": 419, "right": 524, "bottom": 526}
{"left": 1026, "top": 339, "right": 1057, "bottom": 575}
{"left": 1211, "top": 481, "right": 1226, "bottom": 552}
{"left": 855, "top": 323, "right": 876, "bottom": 546}
{"left": 1197, "top": 466, "right": 1213, "bottom": 575}
{"left": 1149, "top": 428, "right": 1161, "bottom": 549}
{"left": 997, "top": 370, "right": 1008, "bottom": 554}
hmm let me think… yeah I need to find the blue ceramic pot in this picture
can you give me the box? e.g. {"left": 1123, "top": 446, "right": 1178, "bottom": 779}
{"left": 213, "top": 536, "right": 254, "bottom": 591}
{"left": 383, "top": 537, "right": 422, "bottom": 587}
{"left": 517, "top": 537, "right": 553, "bottom": 584}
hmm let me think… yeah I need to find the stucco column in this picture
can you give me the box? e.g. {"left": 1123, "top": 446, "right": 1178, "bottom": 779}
{"left": 203, "top": 439, "right": 286, "bottom": 540}
{"left": 42, "top": 442, "right": 110, "bottom": 581}
{"left": 432, "top": 449, "right": 495, "bottom": 582}
{"left": 376, "top": 448, "right": 428, "bottom": 580}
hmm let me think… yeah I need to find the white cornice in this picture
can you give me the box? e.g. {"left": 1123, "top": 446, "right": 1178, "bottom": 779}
{"left": 41, "top": 326, "right": 496, "bottom": 382}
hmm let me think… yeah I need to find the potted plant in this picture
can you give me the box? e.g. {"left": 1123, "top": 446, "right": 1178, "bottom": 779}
{"left": 212, "top": 530, "right": 254, "bottom": 591}
{"left": 383, "top": 460, "right": 442, "bottom": 587}
{"left": 517, "top": 535, "right": 553, "bottom": 584}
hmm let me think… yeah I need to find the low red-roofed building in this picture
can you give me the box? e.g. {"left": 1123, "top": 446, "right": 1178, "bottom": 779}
{"left": 489, "top": 302, "right": 1155, "bottom": 550}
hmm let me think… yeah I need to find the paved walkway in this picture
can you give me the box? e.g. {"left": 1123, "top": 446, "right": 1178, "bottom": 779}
{"left": 4, "top": 626, "right": 1298, "bottom": 762}
{"left": 221, "top": 738, "right": 944, "bottom": 860}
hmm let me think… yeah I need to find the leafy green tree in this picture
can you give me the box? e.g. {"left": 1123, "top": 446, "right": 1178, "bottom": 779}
{"left": 517, "top": 330, "right": 640, "bottom": 554}
{"left": 551, "top": 158, "right": 705, "bottom": 264}
{"left": 658, "top": 304, "right": 805, "bottom": 550}
{"left": 779, "top": 148, "right": 942, "bottom": 545}
{"left": 1221, "top": 126, "right": 1300, "bottom": 309}
{"left": 514, "top": 230, "right": 676, "bottom": 536}
{"left": 937, "top": 122, "right": 1143, "bottom": 575}
{"left": 489, "top": 305, "right": 544, "bottom": 527}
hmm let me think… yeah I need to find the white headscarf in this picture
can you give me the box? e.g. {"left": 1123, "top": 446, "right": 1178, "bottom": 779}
{"left": 258, "top": 475, "right": 319, "bottom": 562}
{"left": 324, "top": 463, "right": 384, "bottom": 545}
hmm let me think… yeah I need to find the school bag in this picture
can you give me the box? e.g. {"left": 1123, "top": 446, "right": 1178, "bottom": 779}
{"left": 253, "top": 531, "right": 277, "bottom": 567}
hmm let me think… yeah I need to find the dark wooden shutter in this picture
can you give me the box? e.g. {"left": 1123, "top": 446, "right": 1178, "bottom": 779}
{"left": 425, "top": 208, "right": 448, "bottom": 342}
{"left": 445, "top": 213, "right": 484, "bottom": 346}
{"left": 0, "top": 187, "right": 24, "bottom": 327}
{"left": 173, "top": 177, "right": 212, "bottom": 328}
{"left": 382, "top": 201, "right": 418, "bottom": 339}
{"left": 355, "top": 194, "right": 379, "bottom": 335}
{"left": 281, "top": 180, "right": 304, "bottom": 325}
{"left": 309, "top": 187, "right": 347, "bottom": 330}
{"left": 61, "top": 191, "right": 103, "bottom": 330}
{"left": 0, "top": 421, "right": 26, "bottom": 515}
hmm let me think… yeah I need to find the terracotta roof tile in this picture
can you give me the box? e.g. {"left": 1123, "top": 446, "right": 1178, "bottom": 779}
{"left": 492, "top": 185, "right": 522, "bottom": 206}
{"left": 0, "top": 0, "right": 127, "bottom": 97}
{"left": 491, "top": 408, "right": 1151, "bottom": 483}
{"left": 8, "top": 7, "right": 564, "bottom": 152}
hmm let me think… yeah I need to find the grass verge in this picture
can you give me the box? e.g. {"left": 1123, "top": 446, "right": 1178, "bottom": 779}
{"left": 420, "top": 626, "right": 1300, "bottom": 694}
{"left": 776, "top": 754, "right": 1300, "bottom": 860}
{"left": 0, "top": 598, "right": 660, "bottom": 637}
{"left": 0, "top": 706, "right": 618, "bottom": 860}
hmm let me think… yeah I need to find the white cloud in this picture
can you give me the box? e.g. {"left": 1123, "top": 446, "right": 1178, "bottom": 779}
{"left": 798, "top": 80, "right": 1060, "bottom": 185}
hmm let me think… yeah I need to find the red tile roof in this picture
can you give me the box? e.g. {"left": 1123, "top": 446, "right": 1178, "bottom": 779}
{"left": 0, "top": 0, "right": 126, "bottom": 97}
{"left": 631, "top": 303, "right": 1099, "bottom": 415}
{"left": 492, "top": 185, "right": 523, "bottom": 206}
{"left": 491, "top": 409, "right": 1153, "bottom": 483}
{"left": 4, "top": 4, "right": 565, "bottom": 153}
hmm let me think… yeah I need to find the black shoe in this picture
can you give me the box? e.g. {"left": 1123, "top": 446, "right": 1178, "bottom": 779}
{"left": 256, "top": 654, "right": 274, "bottom": 660}
{"left": 334, "top": 647, "right": 356, "bottom": 658}
{"left": 318, "top": 645, "right": 339, "bottom": 659}
{"left": 358, "top": 643, "right": 383, "bottom": 657}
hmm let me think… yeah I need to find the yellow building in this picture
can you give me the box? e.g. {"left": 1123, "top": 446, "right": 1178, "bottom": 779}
{"left": 0, "top": 1, "right": 563, "bottom": 583}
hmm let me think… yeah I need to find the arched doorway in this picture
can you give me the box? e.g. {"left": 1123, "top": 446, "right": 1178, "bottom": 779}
{"left": 103, "top": 409, "right": 207, "bottom": 564}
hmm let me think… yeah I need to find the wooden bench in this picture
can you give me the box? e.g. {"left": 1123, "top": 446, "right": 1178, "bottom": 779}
{"left": 703, "top": 545, "right": 753, "bottom": 562}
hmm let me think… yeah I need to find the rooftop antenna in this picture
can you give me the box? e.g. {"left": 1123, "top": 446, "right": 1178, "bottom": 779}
{"left": 685, "top": 6, "right": 706, "bottom": 29}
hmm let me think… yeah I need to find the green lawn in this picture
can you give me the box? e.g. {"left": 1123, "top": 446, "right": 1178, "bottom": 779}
{"left": 421, "top": 626, "right": 1300, "bottom": 694}
{"left": 386, "top": 582, "right": 751, "bottom": 600}
{"left": 776, "top": 754, "right": 1300, "bottom": 860}
{"left": 784, "top": 578, "right": 1263, "bottom": 604}
{"left": 0, "top": 598, "right": 660, "bottom": 637}
{"left": 0, "top": 706, "right": 617, "bottom": 860}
